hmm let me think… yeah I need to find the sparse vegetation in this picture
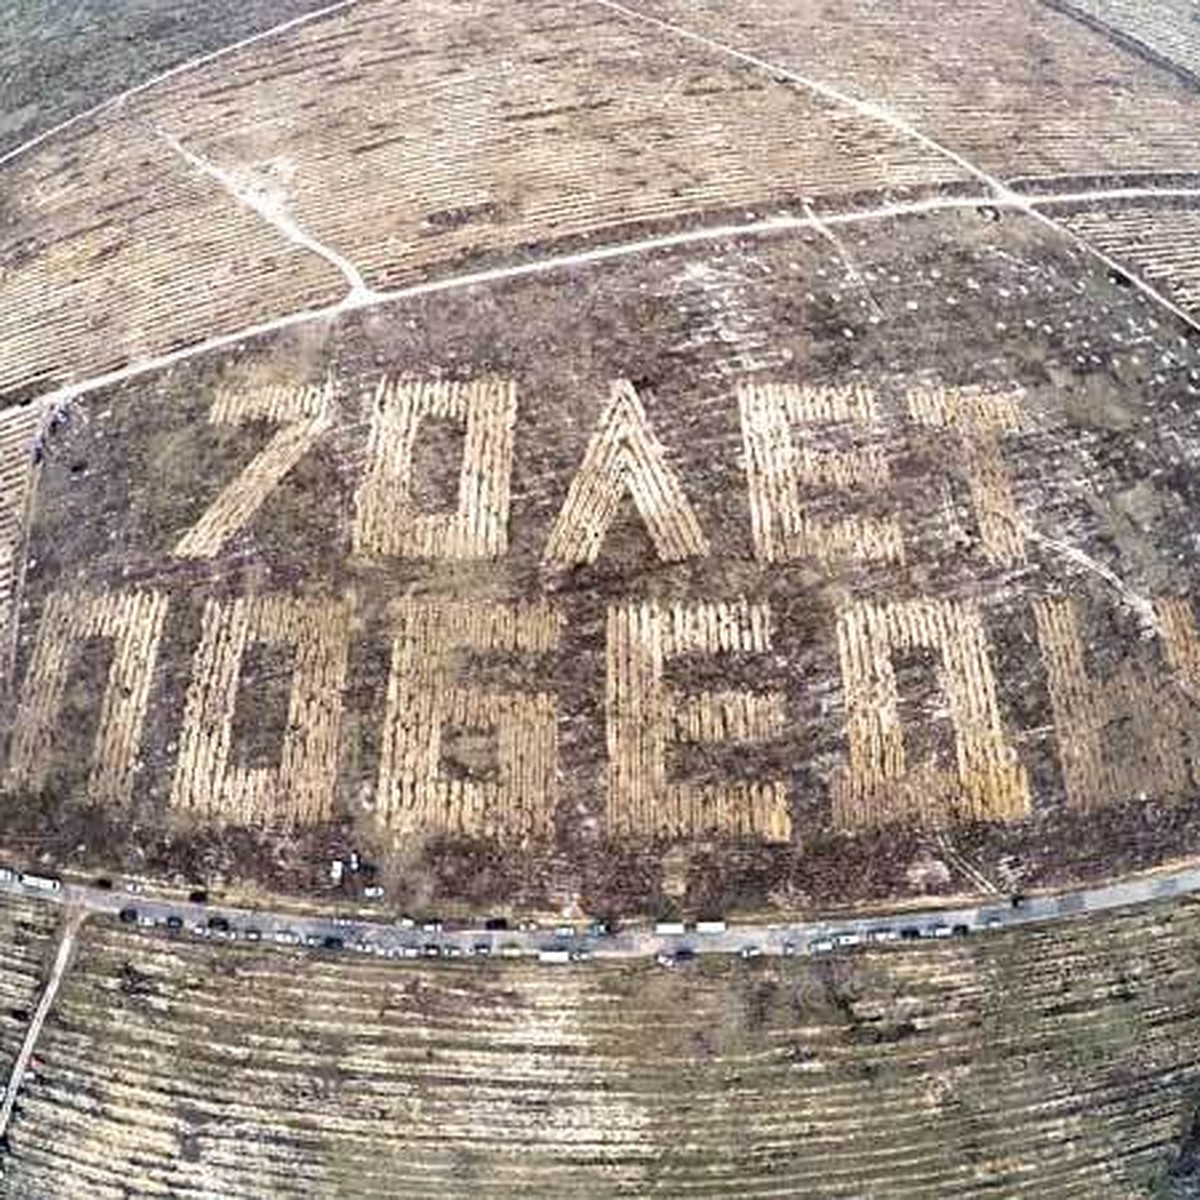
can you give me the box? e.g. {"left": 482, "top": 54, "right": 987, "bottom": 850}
{"left": 1, "top": 896, "right": 1199, "bottom": 1195}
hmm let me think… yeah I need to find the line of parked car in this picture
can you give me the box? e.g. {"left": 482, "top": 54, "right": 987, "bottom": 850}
{"left": 808, "top": 921, "right": 976, "bottom": 952}
{"left": 108, "top": 901, "right": 615, "bottom": 962}
{"left": 0, "top": 865, "right": 1005, "bottom": 968}
{"left": 654, "top": 920, "right": 986, "bottom": 968}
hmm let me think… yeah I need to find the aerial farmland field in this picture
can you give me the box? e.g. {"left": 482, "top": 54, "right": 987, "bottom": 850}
{"left": 2, "top": 893, "right": 1200, "bottom": 1196}
{"left": 4, "top": 203, "right": 1200, "bottom": 914}
{"left": 2, "top": 0, "right": 1200, "bottom": 1193}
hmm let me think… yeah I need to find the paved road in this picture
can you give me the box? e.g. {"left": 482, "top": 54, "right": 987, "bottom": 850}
{"left": 3, "top": 861, "right": 1199, "bottom": 966}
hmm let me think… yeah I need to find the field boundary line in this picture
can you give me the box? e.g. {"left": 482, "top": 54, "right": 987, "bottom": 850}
{"left": 1023, "top": 185, "right": 1200, "bottom": 207}
{"left": 0, "top": 0, "right": 360, "bottom": 172}
{"left": 12, "top": 200, "right": 987, "bottom": 414}
{"left": 0, "top": 908, "right": 84, "bottom": 1142}
{"left": 15, "top": 184, "right": 1200, "bottom": 415}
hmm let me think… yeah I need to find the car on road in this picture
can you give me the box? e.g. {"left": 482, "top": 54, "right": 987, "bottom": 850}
{"left": 810, "top": 938, "right": 835, "bottom": 954}
{"left": 118, "top": 907, "right": 138, "bottom": 924}
{"left": 274, "top": 930, "right": 300, "bottom": 945}
{"left": 834, "top": 932, "right": 862, "bottom": 948}
{"left": 166, "top": 915, "right": 183, "bottom": 932}
{"left": 20, "top": 873, "right": 61, "bottom": 893}
{"left": 740, "top": 945, "right": 762, "bottom": 959}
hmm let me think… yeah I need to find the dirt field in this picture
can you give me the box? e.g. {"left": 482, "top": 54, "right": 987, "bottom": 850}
{"left": 4, "top": 0, "right": 1200, "bottom": 405}
{"left": 1, "top": 895, "right": 1198, "bottom": 1196}
{"left": 2, "top": 1, "right": 1200, "bottom": 920}
{"left": 2, "top": 201, "right": 1200, "bottom": 917}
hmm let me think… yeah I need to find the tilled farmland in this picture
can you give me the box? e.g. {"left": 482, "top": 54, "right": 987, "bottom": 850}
{"left": 1, "top": 894, "right": 1198, "bottom": 1196}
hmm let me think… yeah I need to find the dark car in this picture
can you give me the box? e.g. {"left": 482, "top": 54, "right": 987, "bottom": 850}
{"left": 484, "top": 917, "right": 508, "bottom": 931}
{"left": 93, "top": 877, "right": 113, "bottom": 891}
{"left": 165, "top": 915, "right": 183, "bottom": 931}
{"left": 207, "top": 915, "right": 230, "bottom": 933}
{"left": 118, "top": 907, "right": 138, "bottom": 924}
{"left": 322, "top": 935, "right": 344, "bottom": 951}
{"left": 189, "top": 889, "right": 209, "bottom": 904}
